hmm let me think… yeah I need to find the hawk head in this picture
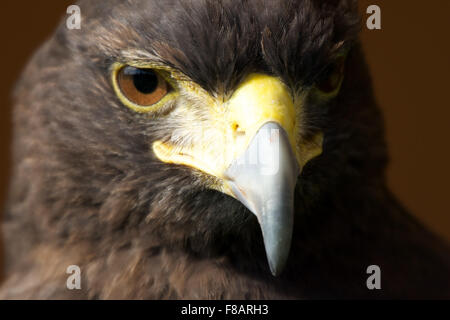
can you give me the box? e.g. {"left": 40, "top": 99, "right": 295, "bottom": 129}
{"left": 9, "top": 0, "right": 386, "bottom": 276}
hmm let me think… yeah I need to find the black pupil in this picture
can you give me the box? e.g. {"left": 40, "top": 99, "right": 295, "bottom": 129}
{"left": 127, "top": 68, "right": 159, "bottom": 94}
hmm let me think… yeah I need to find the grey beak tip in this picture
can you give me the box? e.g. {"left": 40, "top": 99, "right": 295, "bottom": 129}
{"left": 267, "top": 249, "right": 290, "bottom": 276}
{"left": 268, "top": 261, "right": 283, "bottom": 277}
{"left": 263, "top": 223, "right": 292, "bottom": 277}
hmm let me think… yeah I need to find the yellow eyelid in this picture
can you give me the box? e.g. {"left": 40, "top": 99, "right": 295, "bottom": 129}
{"left": 313, "top": 73, "right": 345, "bottom": 99}
{"left": 111, "top": 62, "right": 179, "bottom": 113}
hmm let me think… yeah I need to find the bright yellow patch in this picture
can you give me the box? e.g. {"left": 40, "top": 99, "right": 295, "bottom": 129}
{"left": 222, "top": 73, "right": 299, "bottom": 162}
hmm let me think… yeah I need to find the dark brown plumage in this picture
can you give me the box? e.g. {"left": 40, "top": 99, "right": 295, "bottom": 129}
{"left": 0, "top": 0, "right": 449, "bottom": 299}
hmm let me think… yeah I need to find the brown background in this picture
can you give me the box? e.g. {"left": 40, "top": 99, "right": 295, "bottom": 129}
{"left": 0, "top": 1, "right": 449, "bottom": 271}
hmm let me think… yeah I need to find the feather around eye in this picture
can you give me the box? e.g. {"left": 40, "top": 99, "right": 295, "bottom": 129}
{"left": 117, "top": 66, "right": 171, "bottom": 106}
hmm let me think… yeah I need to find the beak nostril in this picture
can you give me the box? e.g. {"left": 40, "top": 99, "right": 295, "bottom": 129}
{"left": 232, "top": 123, "right": 246, "bottom": 136}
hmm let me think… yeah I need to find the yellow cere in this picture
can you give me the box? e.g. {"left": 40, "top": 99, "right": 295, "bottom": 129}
{"left": 223, "top": 73, "right": 299, "bottom": 162}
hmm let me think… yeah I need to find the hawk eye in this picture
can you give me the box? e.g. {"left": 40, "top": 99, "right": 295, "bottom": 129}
{"left": 315, "top": 57, "right": 345, "bottom": 94}
{"left": 116, "top": 66, "right": 170, "bottom": 107}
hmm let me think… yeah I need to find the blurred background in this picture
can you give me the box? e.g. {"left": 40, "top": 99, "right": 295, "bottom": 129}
{"left": 0, "top": 1, "right": 449, "bottom": 271}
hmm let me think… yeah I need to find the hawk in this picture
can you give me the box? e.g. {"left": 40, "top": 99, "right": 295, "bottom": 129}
{"left": 1, "top": 0, "right": 449, "bottom": 299}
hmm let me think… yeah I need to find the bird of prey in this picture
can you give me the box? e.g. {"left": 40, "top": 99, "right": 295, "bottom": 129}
{"left": 0, "top": 0, "right": 449, "bottom": 299}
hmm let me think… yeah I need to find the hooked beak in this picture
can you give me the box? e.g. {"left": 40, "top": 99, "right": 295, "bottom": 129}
{"left": 153, "top": 74, "right": 323, "bottom": 276}
{"left": 225, "top": 122, "right": 299, "bottom": 275}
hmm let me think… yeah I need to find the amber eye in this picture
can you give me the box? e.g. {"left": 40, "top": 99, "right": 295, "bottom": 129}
{"left": 117, "top": 66, "right": 170, "bottom": 106}
{"left": 315, "top": 57, "right": 345, "bottom": 94}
